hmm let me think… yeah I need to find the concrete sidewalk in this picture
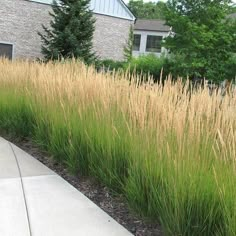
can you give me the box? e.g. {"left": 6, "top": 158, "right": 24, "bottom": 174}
{"left": 0, "top": 137, "right": 133, "bottom": 236}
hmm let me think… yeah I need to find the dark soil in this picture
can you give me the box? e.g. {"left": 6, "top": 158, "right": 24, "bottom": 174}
{"left": 6, "top": 136, "right": 163, "bottom": 236}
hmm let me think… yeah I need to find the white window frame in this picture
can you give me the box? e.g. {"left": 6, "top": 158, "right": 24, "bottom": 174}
{"left": 132, "top": 30, "right": 169, "bottom": 58}
{"left": 145, "top": 35, "right": 163, "bottom": 53}
{"left": 133, "top": 34, "right": 141, "bottom": 51}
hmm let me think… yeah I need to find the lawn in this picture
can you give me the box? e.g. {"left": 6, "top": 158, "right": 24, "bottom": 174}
{"left": 0, "top": 59, "right": 236, "bottom": 235}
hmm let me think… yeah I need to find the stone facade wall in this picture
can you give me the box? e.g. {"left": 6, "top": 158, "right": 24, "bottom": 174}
{"left": 0, "top": 0, "right": 51, "bottom": 59}
{"left": 0, "top": 0, "right": 133, "bottom": 60}
{"left": 93, "top": 14, "right": 133, "bottom": 61}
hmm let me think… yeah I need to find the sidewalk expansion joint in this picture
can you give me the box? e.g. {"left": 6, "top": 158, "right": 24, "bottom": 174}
{"left": 9, "top": 142, "right": 32, "bottom": 236}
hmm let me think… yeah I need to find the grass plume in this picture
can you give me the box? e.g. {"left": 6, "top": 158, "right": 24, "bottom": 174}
{"left": 0, "top": 59, "right": 236, "bottom": 235}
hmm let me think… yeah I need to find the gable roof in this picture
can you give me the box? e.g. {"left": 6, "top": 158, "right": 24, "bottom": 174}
{"left": 134, "top": 19, "right": 170, "bottom": 32}
{"left": 90, "top": 0, "right": 135, "bottom": 21}
{"left": 28, "top": 0, "right": 135, "bottom": 21}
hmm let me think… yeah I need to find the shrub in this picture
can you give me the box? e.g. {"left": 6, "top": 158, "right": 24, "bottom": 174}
{"left": 126, "top": 54, "right": 167, "bottom": 82}
{"left": 96, "top": 55, "right": 168, "bottom": 83}
{"left": 95, "top": 59, "right": 125, "bottom": 72}
{"left": 225, "top": 54, "right": 236, "bottom": 81}
{"left": 165, "top": 53, "right": 236, "bottom": 82}
{"left": 95, "top": 54, "right": 235, "bottom": 84}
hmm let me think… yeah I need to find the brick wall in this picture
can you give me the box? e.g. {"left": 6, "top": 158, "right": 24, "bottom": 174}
{"left": 93, "top": 14, "right": 132, "bottom": 61}
{"left": 0, "top": 0, "right": 51, "bottom": 59}
{"left": 0, "top": 0, "right": 133, "bottom": 60}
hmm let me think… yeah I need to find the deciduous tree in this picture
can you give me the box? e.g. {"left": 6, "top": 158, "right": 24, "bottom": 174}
{"left": 163, "top": 0, "right": 236, "bottom": 81}
{"left": 128, "top": 0, "right": 166, "bottom": 19}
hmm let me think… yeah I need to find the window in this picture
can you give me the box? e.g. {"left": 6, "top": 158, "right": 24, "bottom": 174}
{"left": 133, "top": 34, "right": 141, "bottom": 51}
{"left": 146, "top": 36, "right": 162, "bottom": 53}
{"left": 0, "top": 43, "right": 13, "bottom": 60}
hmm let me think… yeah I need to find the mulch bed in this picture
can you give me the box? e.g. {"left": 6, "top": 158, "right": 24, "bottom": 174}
{"left": 6, "top": 136, "right": 163, "bottom": 236}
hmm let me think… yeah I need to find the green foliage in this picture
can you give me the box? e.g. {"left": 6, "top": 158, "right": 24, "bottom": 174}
{"left": 229, "top": 4, "right": 236, "bottom": 13}
{"left": 95, "top": 59, "right": 125, "bottom": 72}
{"left": 96, "top": 55, "right": 168, "bottom": 82}
{"left": 164, "top": 53, "right": 209, "bottom": 79}
{"left": 127, "top": 54, "right": 167, "bottom": 82}
{"left": 95, "top": 52, "right": 235, "bottom": 83}
{"left": 225, "top": 54, "right": 236, "bottom": 79}
{"left": 163, "top": 0, "right": 236, "bottom": 82}
{"left": 128, "top": 0, "right": 166, "bottom": 19}
{"left": 38, "top": 0, "right": 96, "bottom": 64}
{"left": 0, "top": 93, "right": 35, "bottom": 138}
{"left": 96, "top": 54, "right": 167, "bottom": 82}
{"left": 123, "top": 26, "right": 134, "bottom": 62}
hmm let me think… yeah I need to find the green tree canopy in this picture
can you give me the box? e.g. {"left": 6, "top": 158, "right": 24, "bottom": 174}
{"left": 229, "top": 3, "right": 236, "bottom": 13}
{"left": 128, "top": 0, "right": 166, "bottom": 19}
{"left": 163, "top": 0, "right": 236, "bottom": 82}
{"left": 39, "top": 0, "right": 96, "bottom": 64}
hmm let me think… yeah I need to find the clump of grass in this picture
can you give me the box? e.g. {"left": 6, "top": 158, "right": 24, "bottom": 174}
{"left": 0, "top": 59, "right": 236, "bottom": 235}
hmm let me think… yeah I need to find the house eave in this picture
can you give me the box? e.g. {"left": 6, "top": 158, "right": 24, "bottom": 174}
{"left": 134, "top": 29, "right": 170, "bottom": 33}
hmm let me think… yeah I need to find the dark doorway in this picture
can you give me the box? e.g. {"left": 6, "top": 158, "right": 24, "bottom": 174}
{"left": 0, "top": 43, "right": 13, "bottom": 60}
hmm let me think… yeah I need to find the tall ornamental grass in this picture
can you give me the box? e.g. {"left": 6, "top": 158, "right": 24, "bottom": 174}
{"left": 0, "top": 59, "right": 236, "bottom": 235}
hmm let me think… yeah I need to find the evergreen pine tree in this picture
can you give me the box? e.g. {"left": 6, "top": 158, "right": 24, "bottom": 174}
{"left": 38, "top": 0, "right": 96, "bottom": 64}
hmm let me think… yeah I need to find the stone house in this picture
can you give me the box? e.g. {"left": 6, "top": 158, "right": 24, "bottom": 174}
{"left": 0, "top": 0, "right": 135, "bottom": 60}
{"left": 133, "top": 19, "right": 170, "bottom": 57}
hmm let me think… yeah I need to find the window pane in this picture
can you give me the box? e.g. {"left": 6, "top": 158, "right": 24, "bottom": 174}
{"left": 133, "top": 34, "right": 141, "bottom": 51}
{"left": 146, "top": 36, "right": 162, "bottom": 53}
{"left": 0, "top": 43, "right": 13, "bottom": 59}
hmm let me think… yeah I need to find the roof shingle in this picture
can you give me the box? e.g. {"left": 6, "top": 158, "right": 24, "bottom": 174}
{"left": 134, "top": 19, "right": 170, "bottom": 32}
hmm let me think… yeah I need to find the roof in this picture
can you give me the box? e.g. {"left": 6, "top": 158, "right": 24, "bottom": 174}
{"left": 134, "top": 19, "right": 170, "bottom": 32}
{"left": 90, "top": 0, "right": 135, "bottom": 21}
{"left": 28, "top": 0, "right": 136, "bottom": 21}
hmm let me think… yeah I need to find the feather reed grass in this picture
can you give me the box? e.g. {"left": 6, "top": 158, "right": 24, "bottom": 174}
{"left": 0, "top": 59, "right": 236, "bottom": 235}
